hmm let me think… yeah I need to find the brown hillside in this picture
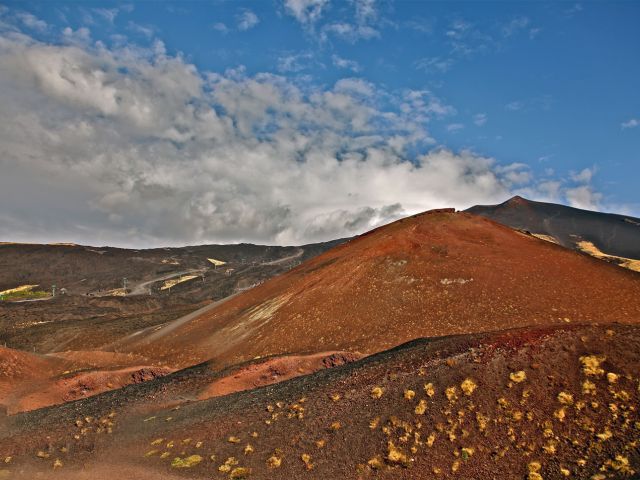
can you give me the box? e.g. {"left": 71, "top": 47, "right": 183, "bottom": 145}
{"left": 1, "top": 323, "right": 638, "bottom": 479}
{"left": 122, "top": 210, "right": 640, "bottom": 369}
{"left": 0, "top": 346, "right": 172, "bottom": 414}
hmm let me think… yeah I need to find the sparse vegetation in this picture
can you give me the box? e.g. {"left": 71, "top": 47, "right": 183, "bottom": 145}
{"left": 0, "top": 285, "right": 49, "bottom": 301}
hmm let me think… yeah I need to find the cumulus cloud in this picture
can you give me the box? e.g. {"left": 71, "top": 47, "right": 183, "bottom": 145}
{"left": 331, "top": 54, "right": 360, "bottom": 72}
{"left": 62, "top": 26, "right": 91, "bottom": 44}
{"left": 237, "top": 9, "right": 259, "bottom": 31}
{"left": 283, "top": 0, "right": 329, "bottom": 25}
{"left": 515, "top": 165, "right": 604, "bottom": 212}
{"left": 284, "top": 0, "right": 384, "bottom": 43}
{"left": 570, "top": 167, "right": 595, "bottom": 183}
{"left": 621, "top": 118, "right": 639, "bottom": 129}
{"left": 322, "top": 21, "right": 379, "bottom": 42}
{"left": 473, "top": 113, "right": 487, "bottom": 126}
{"left": 277, "top": 51, "right": 318, "bottom": 72}
{"left": 496, "top": 163, "right": 532, "bottom": 186}
{"left": 320, "top": 0, "right": 386, "bottom": 43}
{"left": 212, "top": 22, "right": 229, "bottom": 34}
{"left": 0, "top": 23, "right": 608, "bottom": 247}
{"left": 15, "top": 12, "right": 47, "bottom": 32}
{"left": 565, "top": 185, "right": 602, "bottom": 210}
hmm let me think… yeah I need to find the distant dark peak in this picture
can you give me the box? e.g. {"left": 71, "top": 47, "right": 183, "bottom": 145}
{"left": 504, "top": 195, "right": 530, "bottom": 206}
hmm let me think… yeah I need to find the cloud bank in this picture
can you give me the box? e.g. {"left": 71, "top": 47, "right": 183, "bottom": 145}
{"left": 0, "top": 22, "right": 603, "bottom": 247}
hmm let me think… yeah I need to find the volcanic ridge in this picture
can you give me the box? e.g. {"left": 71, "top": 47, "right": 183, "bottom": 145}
{"left": 1, "top": 204, "right": 639, "bottom": 479}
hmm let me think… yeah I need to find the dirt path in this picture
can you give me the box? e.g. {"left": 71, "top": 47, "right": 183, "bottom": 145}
{"left": 128, "top": 269, "right": 203, "bottom": 296}
{"left": 10, "top": 296, "right": 53, "bottom": 304}
{"left": 260, "top": 248, "right": 304, "bottom": 266}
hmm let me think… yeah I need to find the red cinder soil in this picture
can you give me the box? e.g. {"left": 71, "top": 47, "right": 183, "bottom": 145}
{"left": 0, "top": 323, "right": 638, "bottom": 479}
{"left": 11, "top": 365, "right": 174, "bottom": 414}
{"left": 0, "top": 346, "right": 173, "bottom": 414}
{"left": 122, "top": 210, "right": 640, "bottom": 369}
{"left": 198, "top": 351, "right": 363, "bottom": 400}
{"left": 0, "top": 346, "right": 67, "bottom": 408}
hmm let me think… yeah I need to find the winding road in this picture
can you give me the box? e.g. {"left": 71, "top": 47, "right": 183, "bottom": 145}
{"left": 128, "top": 269, "right": 204, "bottom": 296}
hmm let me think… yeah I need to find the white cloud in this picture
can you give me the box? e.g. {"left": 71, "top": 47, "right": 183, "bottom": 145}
{"left": 505, "top": 95, "right": 552, "bottom": 112}
{"left": 212, "top": 22, "right": 229, "bottom": 34}
{"left": 322, "top": 22, "right": 379, "bottom": 42}
{"left": 15, "top": 12, "right": 47, "bottom": 32}
{"left": 334, "top": 78, "right": 375, "bottom": 97}
{"left": 0, "top": 19, "right": 614, "bottom": 246}
{"left": 502, "top": 16, "right": 529, "bottom": 37}
{"left": 283, "top": 0, "right": 328, "bottom": 25}
{"left": 404, "top": 19, "right": 434, "bottom": 34}
{"left": 237, "top": 9, "right": 259, "bottom": 31}
{"left": 505, "top": 100, "right": 523, "bottom": 111}
{"left": 621, "top": 118, "right": 639, "bottom": 129}
{"left": 496, "top": 163, "right": 532, "bottom": 186}
{"left": 0, "top": 29, "right": 536, "bottom": 247}
{"left": 277, "top": 52, "right": 317, "bottom": 72}
{"left": 62, "top": 26, "right": 91, "bottom": 44}
{"left": 354, "top": 0, "right": 378, "bottom": 24}
{"left": 565, "top": 185, "right": 602, "bottom": 211}
{"left": 320, "top": 0, "right": 386, "bottom": 43}
{"left": 446, "top": 123, "right": 464, "bottom": 133}
{"left": 400, "top": 89, "right": 456, "bottom": 119}
{"left": 414, "top": 56, "right": 454, "bottom": 74}
{"left": 445, "top": 19, "right": 496, "bottom": 56}
{"left": 332, "top": 54, "right": 360, "bottom": 72}
{"left": 570, "top": 167, "right": 595, "bottom": 183}
{"left": 516, "top": 164, "right": 605, "bottom": 212}
{"left": 535, "top": 180, "right": 562, "bottom": 200}
{"left": 127, "top": 21, "right": 154, "bottom": 38}
{"left": 473, "top": 113, "right": 487, "bottom": 126}
{"left": 93, "top": 8, "right": 119, "bottom": 24}
{"left": 284, "top": 0, "right": 386, "bottom": 44}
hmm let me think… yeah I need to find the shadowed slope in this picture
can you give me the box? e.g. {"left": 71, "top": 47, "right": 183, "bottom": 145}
{"left": 466, "top": 196, "right": 640, "bottom": 261}
{"left": 122, "top": 209, "right": 640, "bottom": 369}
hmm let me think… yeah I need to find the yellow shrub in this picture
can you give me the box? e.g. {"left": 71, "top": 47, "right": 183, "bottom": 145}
{"left": 579, "top": 355, "right": 606, "bottom": 376}
{"left": 171, "top": 455, "right": 202, "bottom": 468}
{"left": 371, "top": 387, "right": 384, "bottom": 399}
{"left": 461, "top": 378, "right": 477, "bottom": 396}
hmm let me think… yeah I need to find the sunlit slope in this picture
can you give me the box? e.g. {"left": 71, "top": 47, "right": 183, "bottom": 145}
{"left": 123, "top": 209, "right": 640, "bottom": 369}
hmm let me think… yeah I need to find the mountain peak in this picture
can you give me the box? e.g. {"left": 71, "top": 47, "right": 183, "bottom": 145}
{"left": 505, "top": 195, "right": 530, "bottom": 205}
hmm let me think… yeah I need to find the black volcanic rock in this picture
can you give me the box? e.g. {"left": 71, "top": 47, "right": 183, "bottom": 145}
{"left": 467, "top": 195, "right": 640, "bottom": 260}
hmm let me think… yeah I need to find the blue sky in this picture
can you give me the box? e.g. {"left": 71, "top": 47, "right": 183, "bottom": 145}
{"left": 0, "top": 1, "right": 638, "bottom": 246}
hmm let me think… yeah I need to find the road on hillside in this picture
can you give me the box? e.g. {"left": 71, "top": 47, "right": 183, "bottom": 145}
{"left": 105, "top": 292, "right": 241, "bottom": 351}
{"left": 128, "top": 269, "right": 204, "bottom": 295}
{"left": 260, "top": 248, "right": 304, "bottom": 266}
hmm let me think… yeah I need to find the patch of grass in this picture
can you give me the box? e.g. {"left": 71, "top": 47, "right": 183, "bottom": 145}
{"left": 171, "top": 455, "right": 202, "bottom": 468}
{"left": 0, "top": 285, "right": 50, "bottom": 301}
